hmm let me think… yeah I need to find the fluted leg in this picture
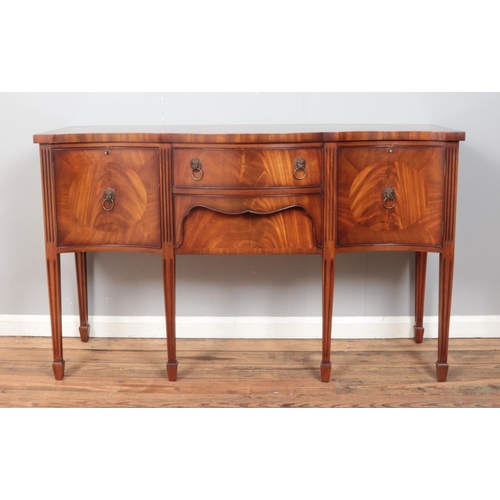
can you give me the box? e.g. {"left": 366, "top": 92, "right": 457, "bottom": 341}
{"left": 47, "top": 253, "right": 64, "bottom": 380}
{"left": 163, "top": 244, "right": 177, "bottom": 381}
{"left": 413, "top": 252, "right": 427, "bottom": 344}
{"left": 321, "top": 243, "right": 335, "bottom": 382}
{"left": 436, "top": 247, "right": 454, "bottom": 382}
{"left": 75, "top": 252, "right": 90, "bottom": 342}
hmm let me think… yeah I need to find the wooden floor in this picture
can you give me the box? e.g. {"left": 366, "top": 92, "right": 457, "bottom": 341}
{"left": 1, "top": 336, "right": 499, "bottom": 407}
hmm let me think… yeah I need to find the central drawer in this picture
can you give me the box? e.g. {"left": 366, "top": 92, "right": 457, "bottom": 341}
{"left": 172, "top": 146, "right": 322, "bottom": 188}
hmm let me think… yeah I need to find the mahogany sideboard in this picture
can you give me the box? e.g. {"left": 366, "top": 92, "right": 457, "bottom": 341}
{"left": 34, "top": 125, "right": 466, "bottom": 382}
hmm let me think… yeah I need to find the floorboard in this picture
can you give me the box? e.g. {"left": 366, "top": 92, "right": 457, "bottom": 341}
{"left": 1, "top": 336, "right": 500, "bottom": 408}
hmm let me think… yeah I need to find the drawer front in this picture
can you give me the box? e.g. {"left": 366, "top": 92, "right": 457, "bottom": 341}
{"left": 173, "top": 147, "right": 322, "bottom": 188}
{"left": 176, "top": 206, "right": 321, "bottom": 254}
{"left": 174, "top": 194, "right": 323, "bottom": 253}
{"left": 336, "top": 145, "right": 445, "bottom": 248}
{"left": 54, "top": 148, "right": 161, "bottom": 248}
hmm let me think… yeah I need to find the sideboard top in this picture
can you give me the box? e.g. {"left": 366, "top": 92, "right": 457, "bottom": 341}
{"left": 33, "top": 124, "right": 466, "bottom": 144}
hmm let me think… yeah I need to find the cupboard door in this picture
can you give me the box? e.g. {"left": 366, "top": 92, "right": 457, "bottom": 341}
{"left": 336, "top": 145, "right": 445, "bottom": 248}
{"left": 54, "top": 148, "right": 161, "bottom": 249}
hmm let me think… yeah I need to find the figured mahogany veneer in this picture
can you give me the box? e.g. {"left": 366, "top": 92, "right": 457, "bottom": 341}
{"left": 337, "top": 145, "right": 445, "bottom": 249}
{"left": 174, "top": 194, "right": 323, "bottom": 253}
{"left": 53, "top": 147, "right": 161, "bottom": 249}
{"left": 34, "top": 125, "right": 465, "bottom": 384}
{"left": 173, "top": 146, "right": 322, "bottom": 188}
{"left": 177, "top": 205, "right": 321, "bottom": 254}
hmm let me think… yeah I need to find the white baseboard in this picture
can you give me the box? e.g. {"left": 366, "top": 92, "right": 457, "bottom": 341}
{"left": 1, "top": 314, "right": 499, "bottom": 339}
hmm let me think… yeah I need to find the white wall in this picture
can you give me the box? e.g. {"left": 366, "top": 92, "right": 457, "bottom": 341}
{"left": 0, "top": 92, "right": 498, "bottom": 322}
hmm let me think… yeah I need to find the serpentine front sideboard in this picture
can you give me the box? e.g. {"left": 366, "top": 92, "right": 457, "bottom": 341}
{"left": 34, "top": 125, "right": 466, "bottom": 382}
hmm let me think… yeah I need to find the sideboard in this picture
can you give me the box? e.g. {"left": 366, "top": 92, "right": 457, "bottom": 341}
{"left": 34, "top": 125, "right": 466, "bottom": 382}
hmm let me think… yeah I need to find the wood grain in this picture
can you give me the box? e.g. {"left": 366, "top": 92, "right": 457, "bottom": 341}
{"left": 1, "top": 337, "right": 497, "bottom": 408}
{"left": 173, "top": 146, "right": 322, "bottom": 188}
{"left": 33, "top": 125, "right": 466, "bottom": 145}
{"left": 54, "top": 147, "right": 161, "bottom": 249}
{"left": 336, "top": 145, "right": 445, "bottom": 248}
{"left": 176, "top": 206, "right": 321, "bottom": 254}
{"left": 174, "top": 194, "right": 323, "bottom": 251}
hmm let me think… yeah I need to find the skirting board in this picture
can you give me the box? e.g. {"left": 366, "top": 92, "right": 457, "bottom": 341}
{"left": 1, "top": 315, "right": 499, "bottom": 339}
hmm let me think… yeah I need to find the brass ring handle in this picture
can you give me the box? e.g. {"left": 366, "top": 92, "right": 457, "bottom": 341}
{"left": 294, "top": 157, "right": 307, "bottom": 180}
{"left": 190, "top": 158, "right": 203, "bottom": 181}
{"left": 382, "top": 187, "right": 396, "bottom": 209}
{"left": 102, "top": 188, "right": 115, "bottom": 211}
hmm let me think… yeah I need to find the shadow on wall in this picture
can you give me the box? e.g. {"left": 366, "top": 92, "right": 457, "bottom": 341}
{"left": 452, "top": 141, "right": 500, "bottom": 315}
{"left": 80, "top": 250, "right": 418, "bottom": 318}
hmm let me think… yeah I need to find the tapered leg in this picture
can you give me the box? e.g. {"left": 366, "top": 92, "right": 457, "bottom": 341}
{"left": 163, "top": 244, "right": 177, "bottom": 381}
{"left": 413, "top": 252, "right": 427, "bottom": 344}
{"left": 47, "top": 253, "right": 64, "bottom": 380}
{"left": 436, "top": 248, "right": 454, "bottom": 382}
{"left": 75, "top": 252, "right": 90, "bottom": 342}
{"left": 321, "top": 243, "right": 335, "bottom": 382}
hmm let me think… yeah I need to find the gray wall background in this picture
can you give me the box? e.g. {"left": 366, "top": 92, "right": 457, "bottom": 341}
{"left": 0, "top": 92, "right": 498, "bottom": 319}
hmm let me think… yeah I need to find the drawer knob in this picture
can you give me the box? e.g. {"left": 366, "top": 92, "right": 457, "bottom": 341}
{"left": 294, "top": 157, "right": 307, "bottom": 180}
{"left": 382, "top": 187, "right": 396, "bottom": 209}
{"left": 190, "top": 158, "right": 203, "bottom": 181}
{"left": 102, "top": 188, "right": 115, "bottom": 211}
